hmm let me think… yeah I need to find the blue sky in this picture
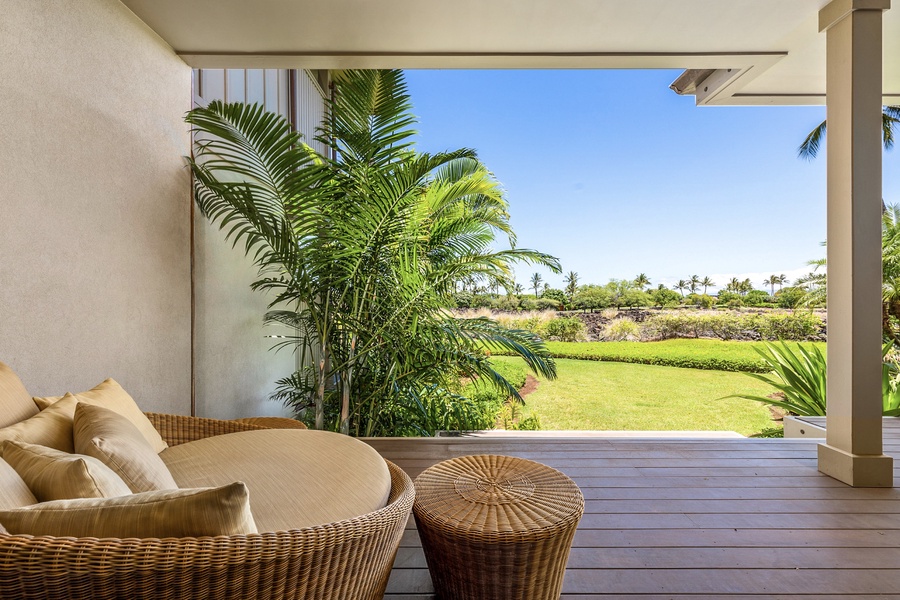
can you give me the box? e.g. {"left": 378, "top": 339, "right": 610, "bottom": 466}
{"left": 404, "top": 69, "right": 900, "bottom": 292}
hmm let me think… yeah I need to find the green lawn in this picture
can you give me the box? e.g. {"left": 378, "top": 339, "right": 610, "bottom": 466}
{"left": 493, "top": 356, "right": 780, "bottom": 436}
{"left": 539, "top": 339, "right": 826, "bottom": 373}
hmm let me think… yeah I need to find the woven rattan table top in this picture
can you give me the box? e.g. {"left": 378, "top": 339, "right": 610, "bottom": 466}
{"left": 413, "top": 454, "right": 584, "bottom": 540}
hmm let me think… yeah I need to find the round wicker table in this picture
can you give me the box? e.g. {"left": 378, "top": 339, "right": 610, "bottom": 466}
{"left": 413, "top": 454, "right": 584, "bottom": 600}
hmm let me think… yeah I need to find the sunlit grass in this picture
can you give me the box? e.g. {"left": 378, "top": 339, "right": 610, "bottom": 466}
{"left": 493, "top": 356, "right": 780, "bottom": 436}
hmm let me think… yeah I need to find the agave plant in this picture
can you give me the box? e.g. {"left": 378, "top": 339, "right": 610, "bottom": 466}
{"left": 187, "top": 70, "right": 559, "bottom": 436}
{"left": 729, "top": 341, "right": 900, "bottom": 417}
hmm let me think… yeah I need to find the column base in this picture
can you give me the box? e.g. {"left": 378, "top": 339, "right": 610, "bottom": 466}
{"left": 818, "top": 443, "right": 894, "bottom": 487}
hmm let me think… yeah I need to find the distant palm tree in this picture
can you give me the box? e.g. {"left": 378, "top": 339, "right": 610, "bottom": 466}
{"left": 764, "top": 274, "right": 780, "bottom": 296}
{"left": 740, "top": 278, "right": 753, "bottom": 296}
{"left": 799, "top": 105, "right": 900, "bottom": 159}
{"left": 514, "top": 283, "right": 524, "bottom": 296}
{"left": 727, "top": 277, "right": 741, "bottom": 294}
{"left": 777, "top": 274, "right": 788, "bottom": 291}
{"left": 634, "top": 273, "right": 650, "bottom": 290}
{"left": 564, "top": 271, "right": 579, "bottom": 301}
{"left": 675, "top": 280, "right": 688, "bottom": 298}
{"left": 689, "top": 275, "right": 700, "bottom": 295}
{"left": 701, "top": 276, "right": 714, "bottom": 294}
{"left": 530, "top": 273, "right": 543, "bottom": 297}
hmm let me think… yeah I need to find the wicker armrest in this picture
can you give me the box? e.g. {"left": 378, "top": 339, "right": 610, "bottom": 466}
{"left": 232, "top": 416, "right": 307, "bottom": 430}
{"left": 144, "top": 412, "right": 267, "bottom": 447}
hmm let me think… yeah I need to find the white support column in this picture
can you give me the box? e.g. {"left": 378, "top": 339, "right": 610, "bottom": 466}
{"left": 817, "top": 0, "right": 893, "bottom": 487}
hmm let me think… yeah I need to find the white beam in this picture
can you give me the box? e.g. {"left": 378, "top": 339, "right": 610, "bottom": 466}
{"left": 817, "top": 0, "right": 893, "bottom": 487}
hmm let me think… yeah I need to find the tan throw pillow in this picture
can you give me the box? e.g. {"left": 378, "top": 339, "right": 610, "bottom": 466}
{"left": 0, "top": 362, "right": 39, "bottom": 428}
{"left": 0, "top": 458, "right": 37, "bottom": 509}
{"left": 34, "top": 379, "right": 166, "bottom": 453}
{"left": 0, "top": 441, "right": 131, "bottom": 502}
{"left": 0, "top": 394, "right": 80, "bottom": 453}
{"left": 74, "top": 403, "right": 177, "bottom": 493}
{"left": 32, "top": 394, "right": 61, "bottom": 411}
{"left": 0, "top": 483, "right": 257, "bottom": 538}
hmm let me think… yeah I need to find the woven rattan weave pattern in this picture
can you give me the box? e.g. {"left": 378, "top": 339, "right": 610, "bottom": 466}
{"left": 0, "top": 414, "right": 414, "bottom": 599}
{"left": 413, "top": 454, "right": 584, "bottom": 600}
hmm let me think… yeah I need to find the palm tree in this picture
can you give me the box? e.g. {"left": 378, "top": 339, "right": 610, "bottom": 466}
{"left": 564, "top": 271, "right": 579, "bottom": 301}
{"left": 700, "top": 276, "right": 714, "bottom": 294}
{"left": 187, "top": 69, "right": 559, "bottom": 436}
{"left": 726, "top": 277, "right": 741, "bottom": 294}
{"left": 764, "top": 275, "right": 779, "bottom": 296}
{"left": 740, "top": 278, "right": 753, "bottom": 296}
{"left": 799, "top": 105, "right": 900, "bottom": 159}
{"left": 689, "top": 275, "right": 700, "bottom": 295}
{"left": 674, "top": 279, "right": 688, "bottom": 298}
{"left": 514, "top": 283, "right": 524, "bottom": 296}
{"left": 530, "top": 273, "right": 543, "bottom": 297}
{"left": 777, "top": 274, "right": 788, "bottom": 291}
{"left": 634, "top": 273, "right": 650, "bottom": 290}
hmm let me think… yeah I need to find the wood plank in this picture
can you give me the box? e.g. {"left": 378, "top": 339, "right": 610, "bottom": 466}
{"left": 396, "top": 546, "right": 900, "bottom": 570}
{"left": 561, "top": 568, "right": 900, "bottom": 595}
{"left": 564, "top": 546, "right": 900, "bottom": 569}
{"left": 569, "top": 528, "right": 900, "bottom": 548}
{"left": 582, "top": 498, "right": 900, "bottom": 514}
{"left": 579, "top": 512, "right": 900, "bottom": 529}
{"left": 582, "top": 486, "right": 900, "bottom": 500}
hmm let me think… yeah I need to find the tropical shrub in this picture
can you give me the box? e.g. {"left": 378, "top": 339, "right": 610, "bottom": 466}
{"left": 717, "top": 291, "right": 741, "bottom": 305}
{"left": 531, "top": 340, "right": 776, "bottom": 372}
{"left": 695, "top": 294, "right": 717, "bottom": 309}
{"left": 491, "top": 296, "right": 521, "bottom": 311}
{"left": 726, "top": 342, "right": 828, "bottom": 415}
{"left": 618, "top": 289, "right": 652, "bottom": 308}
{"left": 727, "top": 342, "right": 900, "bottom": 416}
{"left": 643, "top": 311, "right": 823, "bottom": 341}
{"left": 539, "top": 316, "right": 586, "bottom": 342}
{"left": 501, "top": 402, "right": 542, "bottom": 430}
{"left": 744, "top": 290, "right": 774, "bottom": 307}
{"left": 542, "top": 288, "right": 567, "bottom": 306}
{"left": 451, "top": 291, "right": 475, "bottom": 308}
{"left": 188, "top": 70, "right": 559, "bottom": 437}
{"left": 573, "top": 285, "right": 612, "bottom": 310}
{"left": 650, "top": 287, "right": 681, "bottom": 308}
{"left": 521, "top": 297, "right": 559, "bottom": 311}
{"left": 603, "top": 318, "right": 641, "bottom": 341}
{"left": 777, "top": 286, "right": 807, "bottom": 309}
{"left": 748, "top": 311, "right": 822, "bottom": 340}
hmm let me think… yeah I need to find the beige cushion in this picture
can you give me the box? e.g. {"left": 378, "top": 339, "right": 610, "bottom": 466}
{"left": 0, "top": 483, "right": 257, "bottom": 538}
{"left": 0, "top": 458, "right": 37, "bottom": 509}
{"left": 34, "top": 379, "right": 166, "bottom": 453}
{"left": 32, "top": 394, "right": 61, "bottom": 411}
{"left": 161, "top": 429, "right": 391, "bottom": 532}
{"left": 0, "top": 394, "right": 80, "bottom": 453}
{"left": 0, "top": 362, "right": 39, "bottom": 428}
{"left": 74, "top": 403, "right": 177, "bottom": 493}
{"left": 1, "top": 441, "right": 132, "bottom": 502}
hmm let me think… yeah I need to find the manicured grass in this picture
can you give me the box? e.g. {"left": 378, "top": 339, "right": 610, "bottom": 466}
{"left": 493, "top": 356, "right": 780, "bottom": 436}
{"left": 534, "top": 339, "right": 827, "bottom": 373}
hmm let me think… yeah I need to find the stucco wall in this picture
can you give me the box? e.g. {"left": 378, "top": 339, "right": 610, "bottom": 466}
{"left": 0, "top": 0, "right": 192, "bottom": 412}
{"left": 192, "top": 69, "right": 326, "bottom": 419}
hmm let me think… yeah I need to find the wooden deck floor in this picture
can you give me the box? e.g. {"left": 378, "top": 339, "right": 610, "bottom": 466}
{"left": 366, "top": 429, "right": 900, "bottom": 599}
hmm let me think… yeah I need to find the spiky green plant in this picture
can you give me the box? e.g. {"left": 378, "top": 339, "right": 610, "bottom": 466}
{"left": 728, "top": 341, "right": 900, "bottom": 417}
{"left": 187, "top": 70, "right": 559, "bottom": 436}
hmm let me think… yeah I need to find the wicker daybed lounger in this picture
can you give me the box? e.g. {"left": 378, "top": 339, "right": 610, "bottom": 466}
{"left": 0, "top": 414, "right": 415, "bottom": 600}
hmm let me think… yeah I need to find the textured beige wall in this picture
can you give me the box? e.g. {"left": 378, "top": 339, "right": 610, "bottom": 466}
{"left": 0, "top": 0, "right": 192, "bottom": 413}
{"left": 192, "top": 69, "right": 324, "bottom": 419}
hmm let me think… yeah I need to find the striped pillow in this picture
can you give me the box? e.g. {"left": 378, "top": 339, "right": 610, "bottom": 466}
{"left": 0, "top": 483, "right": 257, "bottom": 538}
{"left": 0, "top": 441, "right": 131, "bottom": 502}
